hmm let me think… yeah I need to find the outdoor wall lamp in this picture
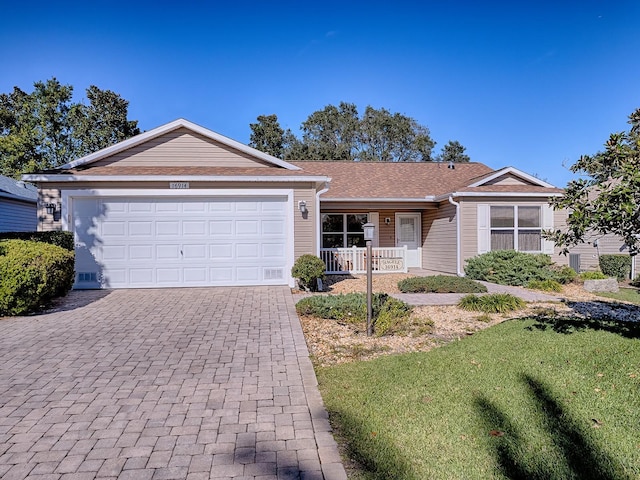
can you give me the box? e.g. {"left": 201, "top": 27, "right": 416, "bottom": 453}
{"left": 298, "top": 200, "right": 308, "bottom": 214}
{"left": 44, "top": 203, "right": 58, "bottom": 215}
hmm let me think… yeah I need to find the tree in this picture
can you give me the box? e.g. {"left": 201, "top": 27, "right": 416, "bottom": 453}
{"left": 249, "top": 114, "right": 285, "bottom": 158}
{"left": 358, "top": 106, "right": 434, "bottom": 162}
{"left": 301, "top": 102, "right": 359, "bottom": 160}
{"left": 68, "top": 85, "right": 140, "bottom": 158}
{"left": 249, "top": 102, "right": 436, "bottom": 162}
{"left": 546, "top": 108, "right": 640, "bottom": 256}
{"left": 0, "top": 78, "right": 139, "bottom": 178}
{"left": 435, "top": 140, "right": 470, "bottom": 163}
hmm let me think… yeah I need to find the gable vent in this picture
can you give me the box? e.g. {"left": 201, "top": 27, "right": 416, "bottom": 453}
{"left": 264, "top": 268, "right": 284, "bottom": 280}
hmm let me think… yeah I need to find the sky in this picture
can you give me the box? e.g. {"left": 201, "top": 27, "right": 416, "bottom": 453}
{"left": 2, "top": 0, "right": 639, "bottom": 187}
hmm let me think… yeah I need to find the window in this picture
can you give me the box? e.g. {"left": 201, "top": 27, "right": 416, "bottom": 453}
{"left": 322, "top": 213, "right": 368, "bottom": 248}
{"left": 490, "top": 206, "right": 541, "bottom": 252}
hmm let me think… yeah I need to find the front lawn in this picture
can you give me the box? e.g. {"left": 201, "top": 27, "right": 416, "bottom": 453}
{"left": 316, "top": 316, "right": 640, "bottom": 479}
{"left": 596, "top": 287, "right": 640, "bottom": 305}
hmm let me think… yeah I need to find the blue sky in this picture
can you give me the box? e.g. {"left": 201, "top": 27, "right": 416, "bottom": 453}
{"left": 2, "top": 1, "right": 639, "bottom": 187}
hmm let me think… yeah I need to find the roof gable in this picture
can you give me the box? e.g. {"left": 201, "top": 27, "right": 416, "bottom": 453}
{"left": 468, "top": 166, "right": 556, "bottom": 188}
{"left": 61, "top": 119, "right": 301, "bottom": 171}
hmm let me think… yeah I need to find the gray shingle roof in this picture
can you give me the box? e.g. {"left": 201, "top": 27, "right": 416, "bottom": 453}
{"left": 0, "top": 175, "right": 38, "bottom": 202}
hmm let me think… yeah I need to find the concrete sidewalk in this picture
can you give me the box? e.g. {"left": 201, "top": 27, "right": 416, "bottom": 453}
{"left": 392, "top": 281, "right": 563, "bottom": 306}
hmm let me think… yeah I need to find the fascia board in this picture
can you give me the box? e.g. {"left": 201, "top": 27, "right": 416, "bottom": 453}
{"left": 468, "top": 166, "right": 557, "bottom": 188}
{"left": 435, "top": 191, "right": 563, "bottom": 201}
{"left": 0, "top": 191, "right": 37, "bottom": 203}
{"left": 59, "top": 118, "right": 302, "bottom": 171}
{"left": 21, "top": 174, "right": 329, "bottom": 183}
{"left": 321, "top": 197, "right": 437, "bottom": 202}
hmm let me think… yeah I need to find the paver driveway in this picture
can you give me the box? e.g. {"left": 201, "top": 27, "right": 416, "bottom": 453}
{"left": 0, "top": 287, "right": 347, "bottom": 480}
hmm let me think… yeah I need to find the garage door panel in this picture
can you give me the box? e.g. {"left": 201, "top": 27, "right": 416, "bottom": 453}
{"left": 210, "top": 221, "right": 233, "bottom": 235}
{"left": 130, "top": 245, "right": 153, "bottom": 260}
{"left": 73, "top": 196, "right": 289, "bottom": 288}
{"left": 157, "top": 244, "right": 181, "bottom": 259}
{"left": 129, "top": 222, "right": 153, "bottom": 236}
{"left": 236, "top": 221, "right": 258, "bottom": 235}
{"left": 156, "top": 221, "right": 180, "bottom": 235}
{"left": 102, "top": 245, "right": 127, "bottom": 260}
{"left": 183, "top": 221, "right": 206, "bottom": 235}
{"left": 262, "top": 243, "right": 286, "bottom": 258}
{"left": 236, "top": 244, "right": 259, "bottom": 258}
{"left": 210, "top": 244, "right": 233, "bottom": 258}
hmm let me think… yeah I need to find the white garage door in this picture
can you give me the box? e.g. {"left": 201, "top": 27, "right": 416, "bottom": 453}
{"left": 72, "top": 196, "right": 289, "bottom": 289}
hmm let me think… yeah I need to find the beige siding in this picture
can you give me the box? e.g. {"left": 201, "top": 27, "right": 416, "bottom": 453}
{"left": 38, "top": 189, "right": 62, "bottom": 231}
{"left": 484, "top": 173, "right": 535, "bottom": 186}
{"left": 553, "top": 208, "right": 630, "bottom": 271}
{"left": 378, "top": 210, "right": 396, "bottom": 248}
{"left": 93, "top": 128, "right": 274, "bottom": 168}
{"left": 294, "top": 188, "right": 316, "bottom": 259}
{"left": 460, "top": 197, "right": 555, "bottom": 265}
{"left": 423, "top": 202, "right": 458, "bottom": 274}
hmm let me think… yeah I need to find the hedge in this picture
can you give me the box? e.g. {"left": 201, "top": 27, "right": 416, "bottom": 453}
{"left": 599, "top": 254, "right": 632, "bottom": 281}
{"left": 0, "top": 239, "right": 75, "bottom": 316}
{"left": 0, "top": 231, "right": 74, "bottom": 251}
{"left": 464, "top": 250, "right": 576, "bottom": 286}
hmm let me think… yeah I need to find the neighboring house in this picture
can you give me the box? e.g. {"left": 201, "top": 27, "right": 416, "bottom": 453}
{"left": 24, "top": 118, "right": 570, "bottom": 290}
{"left": 0, "top": 175, "right": 38, "bottom": 232}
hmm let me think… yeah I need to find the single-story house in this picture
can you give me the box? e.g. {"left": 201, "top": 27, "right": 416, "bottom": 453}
{"left": 21, "top": 118, "right": 606, "bottom": 289}
{"left": 0, "top": 175, "right": 38, "bottom": 232}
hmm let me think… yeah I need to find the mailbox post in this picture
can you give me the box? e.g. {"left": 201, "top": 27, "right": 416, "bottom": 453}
{"left": 363, "top": 222, "right": 375, "bottom": 336}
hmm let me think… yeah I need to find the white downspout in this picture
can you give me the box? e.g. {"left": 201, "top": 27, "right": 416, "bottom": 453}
{"left": 315, "top": 181, "right": 330, "bottom": 256}
{"left": 448, "top": 196, "right": 463, "bottom": 277}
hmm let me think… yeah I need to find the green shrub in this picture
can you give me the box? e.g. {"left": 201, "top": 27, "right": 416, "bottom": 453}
{"left": 464, "top": 250, "right": 571, "bottom": 286}
{"left": 599, "top": 254, "right": 632, "bottom": 281}
{"left": 579, "top": 270, "right": 608, "bottom": 280}
{"left": 295, "top": 293, "right": 412, "bottom": 336}
{"left": 458, "top": 293, "right": 525, "bottom": 313}
{"left": 291, "top": 254, "right": 326, "bottom": 291}
{"left": 631, "top": 275, "right": 640, "bottom": 288}
{"left": 0, "top": 231, "right": 74, "bottom": 251}
{"left": 397, "top": 275, "right": 487, "bottom": 293}
{"left": 0, "top": 240, "right": 75, "bottom": 316}
{"left": 527, "top": 279, "right": 563, "bottom": 292}
{"left": 373, "top": 295, "right": 413, "bottom": 337}
{"left": 551, "top": 264, "right": 577, "bottom": 284}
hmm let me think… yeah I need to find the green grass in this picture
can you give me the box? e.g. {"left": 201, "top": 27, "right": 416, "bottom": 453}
{"left": 316, "top": 316, "right": 640, "bottom": 479}
{"left": 458, "top": 293, "right": 525, "bottom": 313}
{"left": 596, "top": 288, "right": 640, "bottom": 305}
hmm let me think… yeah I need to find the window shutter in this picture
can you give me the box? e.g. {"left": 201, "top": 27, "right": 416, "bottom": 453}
{"left": 542, "top": 204, "right": 555, "bottom": 254}
{"left": 368, "top": 212, "right": 379, "bottom": 247}
{"left": 477, "top": 204, "right": 490, "bottom": 254}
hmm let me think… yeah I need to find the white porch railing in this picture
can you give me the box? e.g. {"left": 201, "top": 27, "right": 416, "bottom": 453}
{"left": 320, "top": 246, "right": 408, "bottom": 274}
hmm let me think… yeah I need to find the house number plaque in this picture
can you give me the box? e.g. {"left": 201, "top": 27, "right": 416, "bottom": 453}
{"left": 379, "top": 258, "right": 404, "bottom": 271}
{"left": 169, "top": 182, "right": 190, "bottom": 189}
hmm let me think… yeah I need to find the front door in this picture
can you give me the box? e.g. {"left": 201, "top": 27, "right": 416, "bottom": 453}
{"left": 395, "top": 213, "right": 421, "bottom": 268}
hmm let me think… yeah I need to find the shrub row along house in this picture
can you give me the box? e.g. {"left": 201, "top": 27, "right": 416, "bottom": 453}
{"left": 22, "top": 119, "right": 635, "bottom": 289}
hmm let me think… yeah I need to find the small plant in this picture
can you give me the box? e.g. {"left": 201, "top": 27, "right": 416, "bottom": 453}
{"left": 475, "top": 313, "right": 493, "bottom": 323}
{"left": 527, "top": 279, "right": 563, "bottom": 292}
{"left": 295, "top": 293, "right": 412, "bottom": 336}
{"left": 631, "top": 275, "right": 640, "bottom": 288}
{"left": 579, "top": 270, "right": 608, "bottom": 280}
{"left": 458, "top": 293, "right": 525, "bottom": 313}
{"left": 599, "top": 254, "right": 632, "bottom": 281}
{"left": 291, "top": 254, "right": 326, "bottom": 291}
{"left": 398, "top": 275, "right": 487, "bottom": 293}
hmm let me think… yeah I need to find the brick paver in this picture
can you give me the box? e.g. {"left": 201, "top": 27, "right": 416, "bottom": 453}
{"left": 0, "top": 287, "right": 346, "bottom": 480}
